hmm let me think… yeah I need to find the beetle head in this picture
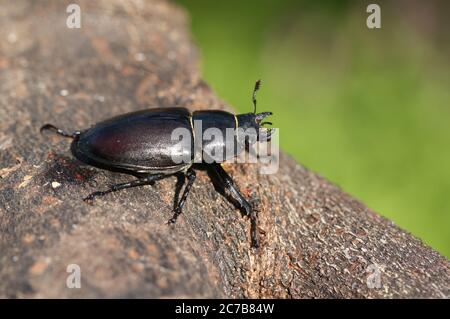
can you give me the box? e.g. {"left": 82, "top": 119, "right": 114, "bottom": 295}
{"left": 236, "top": 112, "right": 274, "bottom": 143}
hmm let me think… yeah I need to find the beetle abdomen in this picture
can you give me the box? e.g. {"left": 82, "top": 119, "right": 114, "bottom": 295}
{"left": 72, "top": 108, "right": 194, "bottom": 173}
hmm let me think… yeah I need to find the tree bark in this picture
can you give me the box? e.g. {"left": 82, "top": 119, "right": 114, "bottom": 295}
{"left": 0, "top": 0, "right": 448, "bottom": 298}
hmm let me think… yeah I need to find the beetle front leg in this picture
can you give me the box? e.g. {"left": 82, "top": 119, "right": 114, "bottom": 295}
{"left": 168, "top": 168, "right": 196, "bottom": 224}
{"left": 83, "top": 173, "right": 165, "bottom": 202}
{"left": 210, "top": 163, "right": 259, "bottom": 248}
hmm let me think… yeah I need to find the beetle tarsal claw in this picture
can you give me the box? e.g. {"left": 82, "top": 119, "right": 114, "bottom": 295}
{"left": 83, "top": 191, "right": 102, "bottom": 203}
{"left": 167, "top": 217, "right": 177, "bottom": 225}
{"left": 83, "top": 196, "right": 95, "bottom": 203}
{"left": 168, "top": 207, "right": 182, "bottom": 225}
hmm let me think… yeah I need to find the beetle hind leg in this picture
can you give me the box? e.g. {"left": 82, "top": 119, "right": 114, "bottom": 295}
{"left": 168, "top": 168, "right": 196, "bottom": 224}
{"left": 83, "top": 173, "right": 165, "bottom": 202}
{"left": 40, "top": 124, "right": 81, "bottom": 138}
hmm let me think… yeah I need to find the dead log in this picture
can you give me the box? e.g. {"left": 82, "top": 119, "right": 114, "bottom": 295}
{"left": 0, "top": 0, "right": 448, "bottom": 298}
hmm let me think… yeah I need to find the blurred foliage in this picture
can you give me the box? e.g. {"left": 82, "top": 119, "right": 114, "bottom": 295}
{"left": 176, "top": 0, "right": 450, "bottom": 257}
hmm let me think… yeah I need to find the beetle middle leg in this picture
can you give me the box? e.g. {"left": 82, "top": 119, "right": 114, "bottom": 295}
{"left": 168, "top": 168, "right": 196, "bottom": 224}
{"left": 210, "top": 163, "right": 259, "bottom": 248}
{"left": 83, "top": 173, "right": 165, "bottom": 202}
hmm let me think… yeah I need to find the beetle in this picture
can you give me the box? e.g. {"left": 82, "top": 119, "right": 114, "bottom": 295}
{"left": 40, "top": 80, "right": 273, "bottom": 248}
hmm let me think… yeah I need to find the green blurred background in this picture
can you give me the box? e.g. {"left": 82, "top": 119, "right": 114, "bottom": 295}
{"left": 176, "top": 0, "right": 450, "bottom": 257}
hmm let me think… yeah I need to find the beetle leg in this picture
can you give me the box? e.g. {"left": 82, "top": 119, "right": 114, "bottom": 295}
{"left": 83, "top": 173, "right": 165, "bottom": 202}
{"left": 40, "top": 124, "right": 81, "bottom": 138}
{"left": 168, "top": 168, "right": 196, "bottom": 224}
{"left": 210, "top": 163, "right": 259, "bottom": 248}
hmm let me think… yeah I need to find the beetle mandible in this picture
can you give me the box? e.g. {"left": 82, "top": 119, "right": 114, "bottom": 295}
{"left": 41, "top": 80, "right": 273, "bottom": 248}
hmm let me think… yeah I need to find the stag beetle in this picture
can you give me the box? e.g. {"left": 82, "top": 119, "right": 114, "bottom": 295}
{"left": 41, "top": 80, "right": 274, "bottom": 247}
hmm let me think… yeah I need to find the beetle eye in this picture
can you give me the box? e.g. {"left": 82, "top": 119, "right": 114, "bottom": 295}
{"left": 255, "top": 112, "right": 273, "bottom": 124}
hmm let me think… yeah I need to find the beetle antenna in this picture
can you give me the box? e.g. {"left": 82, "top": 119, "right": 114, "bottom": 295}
{"left": 252, "top": 79, "right": 261, "bottom": 114}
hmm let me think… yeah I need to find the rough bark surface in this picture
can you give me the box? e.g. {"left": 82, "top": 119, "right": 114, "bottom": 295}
{"left": 0, "top": 0, "right": 448, "bottom": 298}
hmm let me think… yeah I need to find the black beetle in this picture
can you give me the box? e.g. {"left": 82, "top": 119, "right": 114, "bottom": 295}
{"left": 41, "top": 80, "right": 273, "bottom": 248}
